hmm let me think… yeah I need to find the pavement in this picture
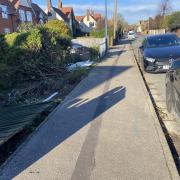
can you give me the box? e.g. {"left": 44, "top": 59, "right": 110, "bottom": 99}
{"left": 0, "top": 41, "right": 179, "bottom": 180}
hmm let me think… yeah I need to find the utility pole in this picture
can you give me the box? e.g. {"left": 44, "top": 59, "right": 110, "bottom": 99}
{"left": 105, "top": 0, "right": 108, "bottom": 50}
{"left": 148, "top": 18, "right": 150, "bottom": 34}
{"left": 114, "top": 0, "right": 118, "bottom": 44}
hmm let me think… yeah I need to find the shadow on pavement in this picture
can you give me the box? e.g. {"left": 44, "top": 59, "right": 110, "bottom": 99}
{"left": 0, "top": 47, "right": 131, "bottom": 179}
{"left": 1, "top": 86, "right": 126, "bottom": 179}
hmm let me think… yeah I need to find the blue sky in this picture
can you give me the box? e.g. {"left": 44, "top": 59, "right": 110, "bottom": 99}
{"left": 33, "top": 0, "right": 180, "bottom": 24}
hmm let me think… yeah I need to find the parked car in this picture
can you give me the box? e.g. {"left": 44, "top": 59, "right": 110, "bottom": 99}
{"left": 128, "top": 31, "right": 135, "bottom": 40}
{"left": 166, "top": 59, "right": 180, "bottom": 119}
{"left": 138, "top": 34, "right": 180, "bottom": 72}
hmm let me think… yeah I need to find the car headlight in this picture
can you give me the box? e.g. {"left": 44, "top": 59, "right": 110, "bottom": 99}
{"left": 145, "top": 57, "right": 156, "bottom": 63}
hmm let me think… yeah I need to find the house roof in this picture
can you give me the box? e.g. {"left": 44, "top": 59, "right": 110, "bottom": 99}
{"left": 61, "top": 7, "right": 73, "bottom": 18}
{"left": 52, "top": 7, "right": 69, "bottom": 22}
{"left": 32, "top": 3, "right": 47, "bottom": 17}
{"left": 51, "top": 6, "right": 75, "bottom": 23}
{"left": 92, "top": 13, "right": 102, "bottom": 21}
{"left": 75, "top": 16, "right": 84, "bottom": 22}
{"left": 78, "top": 13, "right": 102, "bottom": 22}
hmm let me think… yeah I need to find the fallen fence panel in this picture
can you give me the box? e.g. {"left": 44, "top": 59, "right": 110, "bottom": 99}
{"left": 0, "top": 102, "right": 53, "bottom": 145}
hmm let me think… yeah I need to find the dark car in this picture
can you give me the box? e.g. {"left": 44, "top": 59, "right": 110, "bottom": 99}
{"left": 138, "top": 34, "right": 180, "bottom": 72}
{"left": 166, "top": 59, "right": 180, "bottom": 119}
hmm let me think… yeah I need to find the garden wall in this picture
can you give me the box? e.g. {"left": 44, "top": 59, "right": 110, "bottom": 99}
{"left": 72, "top": 37, "right": 106, "bottom": 58}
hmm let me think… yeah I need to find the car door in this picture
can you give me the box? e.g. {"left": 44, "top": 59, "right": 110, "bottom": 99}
{"left": 171, "top": 60, "right": 180, "bottom": 118}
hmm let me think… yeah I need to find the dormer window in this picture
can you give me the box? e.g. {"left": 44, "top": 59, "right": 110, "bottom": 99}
{"left": 0, "top": 5, "right": 8, "bottom": 19}
{"left": 19, "top": 9, "right": 26, "bottom": 22}
{"left": 26, "top": 11, "right": 32, "bottom": 22}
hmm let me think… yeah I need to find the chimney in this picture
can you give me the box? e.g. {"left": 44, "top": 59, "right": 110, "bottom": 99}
{"left": 58, "top": 0, "right": 62, "bottom": 9}
{"left": 87, "top": 9, "right": 90, "bottom": 21}
{"left": 47, "top": 0, "right": 52, "bottom": 13}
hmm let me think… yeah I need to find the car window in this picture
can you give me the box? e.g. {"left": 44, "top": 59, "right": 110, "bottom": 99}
{"left": 147, "top": 35, "right": 180, "bottom": 48}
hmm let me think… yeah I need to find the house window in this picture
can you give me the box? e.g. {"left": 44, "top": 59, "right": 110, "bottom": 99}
{"left": 4, "top": 28, "right": 10, "bottom": 34}
{"left": 0, "top": 5, "right": 8, "bottom": 19}
{"left": 19, "top": 9, "right": 26, "bottom": 22}
{"left": 89, "top": 22, "right": 94, "bottom": 27}
{"left": 26, "top": 11, "right": 32, "bottom": 22}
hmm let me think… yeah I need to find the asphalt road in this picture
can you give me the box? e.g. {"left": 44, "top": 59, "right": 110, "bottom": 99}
{"left": 131, "top": 36, "right": 180, "bottom": 170}
{"left": 0, "top": 41, "right": 179, "bottom": 180}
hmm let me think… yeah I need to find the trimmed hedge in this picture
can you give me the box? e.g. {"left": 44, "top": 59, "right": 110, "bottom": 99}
{"left": 90, "top": 28, "right": 114, "bottom": 39}
{"left": 44, "top": 20, "right": 71, "bottom": 37}
{"left": 0, "top": 21, "right": 72, "bottom": 90}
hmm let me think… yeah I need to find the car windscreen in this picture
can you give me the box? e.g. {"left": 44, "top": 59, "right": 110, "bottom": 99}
{"left": 146, "top": 35, "right": 180, "bottom": 48}
{"left": 128, "top": 33, "right": 134, "bottom": 35}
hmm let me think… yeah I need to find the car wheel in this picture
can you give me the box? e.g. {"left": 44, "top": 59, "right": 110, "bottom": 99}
{"left": 166, "top": 81, "right": 174, "bottom": 113}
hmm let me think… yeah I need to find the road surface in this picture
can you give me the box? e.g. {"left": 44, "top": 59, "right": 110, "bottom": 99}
{"left": 0, "top": 41, "right": 179, "bottom": 180}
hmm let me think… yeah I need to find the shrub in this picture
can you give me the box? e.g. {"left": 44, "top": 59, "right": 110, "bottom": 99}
{"left": 67, "top": 68, "right": 88, "bottom": 84}
{"left": 14, "top": 29, "right": 42, "bottom": 52}
{"left": 89, "top": 46, "right": 100, "bottom": 61}
{"left": 44, "top": 20, "right": 71, "bottom": 37}
{"left": 90, "top": 28, "right": 113, "bottom": 39}
{"left": 38, "top": 26, "right": 71, "bottom": 65}
{"left": 166, "top": 11, "right": 180, "bottom": 31}
{"left": 18, "top": 23, "right": 35, "bottom": 33}
{"left": 0, "top": 63, "right": 13, "bottom": 89}
{"left": 0, "top": 21, "right": 72, "bottom": 90}
{"left": 0, "top": 34, "right": 7, "bottom": 63}
{"left": 1, "top": 29, "right": 42, "bottom": 65}
{"left": 4, "top": 32, "right": 19, "bottom": 47}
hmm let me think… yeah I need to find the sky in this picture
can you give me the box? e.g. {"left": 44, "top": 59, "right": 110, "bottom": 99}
{"left": 33, "top": 0, "right": 180, "bottom": 24}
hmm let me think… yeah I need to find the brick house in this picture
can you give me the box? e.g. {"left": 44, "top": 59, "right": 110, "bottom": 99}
{"left": 12, "top": 0, "right": 47, "bottom": 28}
{"left": 0, "top": 0, "right": 17, "bottom": 33}
{"left": 0, "top": 0, "right": 47, "bottom": 34}
{"left": 32, "top": 3, "right": 48, "bottom": 24}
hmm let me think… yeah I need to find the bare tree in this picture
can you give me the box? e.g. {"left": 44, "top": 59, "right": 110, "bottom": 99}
{"left": 158, "top": 0, "right": 171, "bottom": 17}
{"left": 95, "top": 18, "right": 105, "bottom": 30}
{"left": 154, "top": 0, "right": 172, "bottom": 29}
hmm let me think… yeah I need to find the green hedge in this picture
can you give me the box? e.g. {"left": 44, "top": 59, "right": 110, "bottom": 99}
{"left": 44, "top": 20, "right": 71, "bottom": 37}
{"left": 0, "top": 21, "right": 72, "bottom": 90}
{"left": 90, "top": 28, "right": 114, "bottom": 39}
